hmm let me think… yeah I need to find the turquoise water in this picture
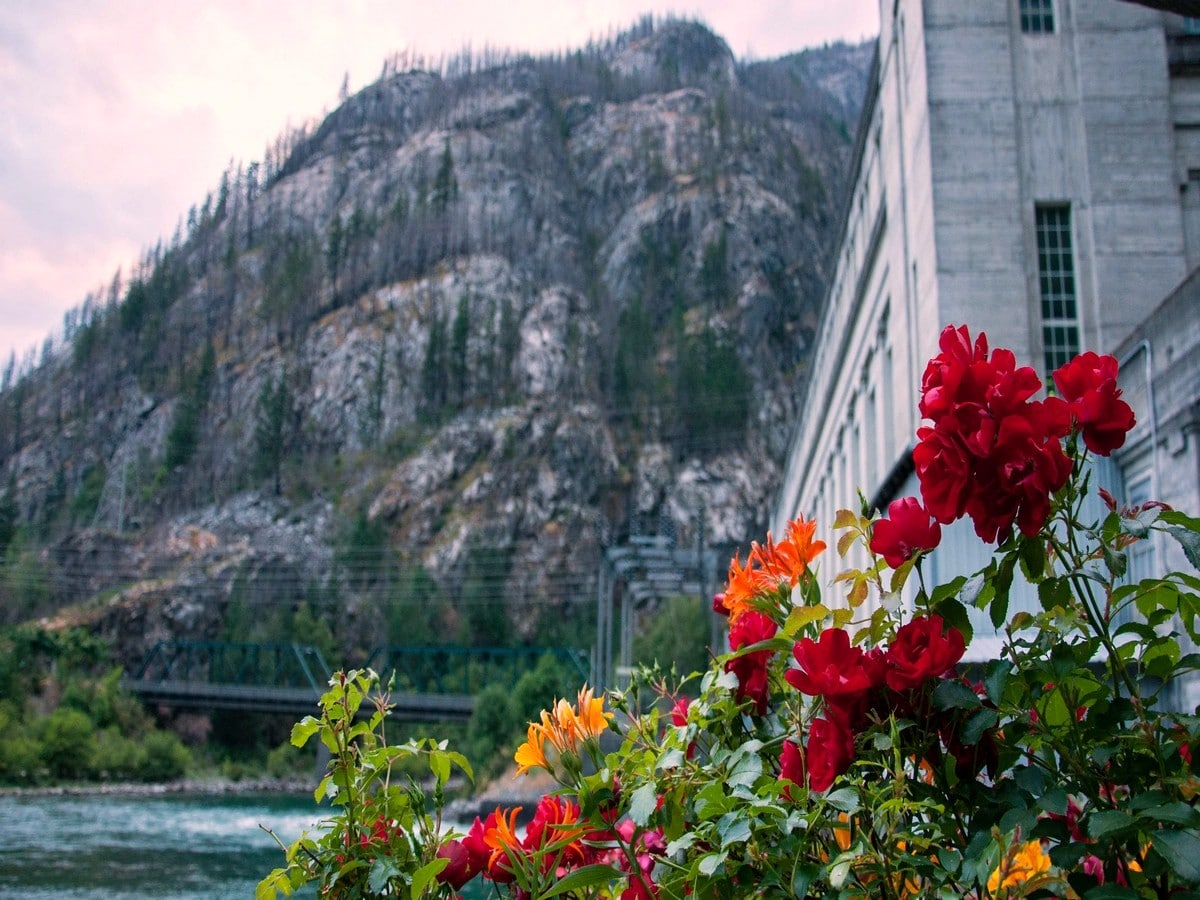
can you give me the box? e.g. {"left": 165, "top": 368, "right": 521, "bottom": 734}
{"left": 0, "top": 792, "right": 320, "bottom": 899}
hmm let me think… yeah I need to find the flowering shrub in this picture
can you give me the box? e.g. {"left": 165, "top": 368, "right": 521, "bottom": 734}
{"left": 261, "top": 324, "right": 1200, "bottom": 899}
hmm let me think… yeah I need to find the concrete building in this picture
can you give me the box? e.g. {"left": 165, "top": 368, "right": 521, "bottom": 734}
{"left": 772, "top": 0, "right": 1200, "bottom": 659}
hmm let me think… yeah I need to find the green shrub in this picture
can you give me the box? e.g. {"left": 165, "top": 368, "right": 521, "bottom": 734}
{"left": 633, "top": 594, "right": 711, "bottom": 677}
{"left": 466, "top": 682, "right": 516, "bottom": 777}
{"left": 0, "top": 705, "right": 41, "bottom": 783}
{"left": 511, "top": 653, "right": 577, "bottom": 724}
{"left": 138, "top": 730, "right": 190, "bottom": 782}
{"left": 266, "top": 740, "right": 308, "bottom": 779}
{"left": 93, "top": 727, "right": 146, "bottom": 780}
{"left": 39, "top": 707, "right": 97, "bottom": 779}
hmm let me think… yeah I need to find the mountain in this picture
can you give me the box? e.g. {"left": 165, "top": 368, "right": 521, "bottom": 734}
{"left": 0, "top": 19, "right": 872, "bottom": 665}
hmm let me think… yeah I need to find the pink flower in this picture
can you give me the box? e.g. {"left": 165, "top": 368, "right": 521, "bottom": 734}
{"left": 869, "top": 497, "right": 942, "bottom": 568}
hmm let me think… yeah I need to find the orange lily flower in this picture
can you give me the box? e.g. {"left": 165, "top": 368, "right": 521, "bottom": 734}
{"left": 514, "top": 721, "right": 551, "bottom": 775}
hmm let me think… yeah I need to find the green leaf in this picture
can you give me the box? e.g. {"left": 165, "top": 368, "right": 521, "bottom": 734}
{"left": 429, "top": 751, "right": 450, "bottom": 786}
{"left": 1082, "top": 887, "right": 1140, "bottom": 899}
{"left": 1153, "top": 829, "right": 1200, "bottom": 883}
{"left": 990, "top": 554, "right": 1016, "bottom": 629}
{"left": 791, "top": 862, "right": 820, "bottom": 897}
{"left": 961, "top": 707, "right": 998, "bottom": 745}
{"left": 983, "top": 659, "right": 1011, "bottom": 705}
{"left": 728, "top": 746, "right": 763, "bottom": 788}
{"left": 783, "top": 603, "right": 830, "bottom": 637}
{"left": 933, "top": 679, "right": 982, "bottom": 711}
{"left": 367, "top": 857, "right": 402, "bottom": 894}
{"left": 717, "top": 812, "right": 752, "bottom": 847}
{"left": 629, "top": 782, "right": 659, "bottom": 827}
{"left": 1138, "top": 802, "right": 1200, "bottom": 828}
{"left": 825, "top": 787, "right": 860, "bottom": 814}
{"left": 409, "top": 858, "right": 448, "bottom": 899}
{"left": 1088, "top": 810, "right": 1136, "bottom": 840}
{"left": 540, "top": 864, "right": 626, "bottom": 898}
{"left": 1168, "top": 526, "right": 1200, "bottom": 571}
{"left": 1019, "top": 537, "right": 1046, "bottom": 581}
{"left": 1038, "top": 577, "right": 1073, "bottom": 611}
{"left": 698, "top": 851, "right": 726, "bottom": 877}
{"left": 666, "top": 833, "right": 698, "bottom": 856}
{"left": 290, "top": 717, "right": 320, "bottom": 748}
{"left": 932, "top": 596, "right": 972, "bottom": 645}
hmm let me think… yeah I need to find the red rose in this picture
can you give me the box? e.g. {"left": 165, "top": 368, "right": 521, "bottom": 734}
{"left": 1052, "top": 351, "right": 1136, "bottom": 455}
{"left": 869, "top": 497, "right": 942, "bottom": 568}
{"left": 885, "top": 615, "right": 965, "bottom": 691}
{"left": 725, "top": 610, "right": 777, "bottom": 715}
{"left": 781, "top": 716, "right": 855, "bottom": 793}
{"left": 915, "top": 325, "right": 1072, "bottom": 542}
{"left": 436, "top": 839, "right": 477, "bottom": 890}
{"left": 786, "top": 627, "right": 886, "bottom": 699}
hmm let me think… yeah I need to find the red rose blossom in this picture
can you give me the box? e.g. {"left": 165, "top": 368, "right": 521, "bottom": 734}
{"left": 779, "top": 717, "right": 855, "bottom": 793}
{"left": 915, "top": 325, "right": 1072, "bottom": 542}
{"left": 725, "top": 610, "right": 777, "bottom": 715}
{"left": 1052, "top": 351, "right": 1136, "bottom": 455}
{"left": 885, "top": 615, "right": 965, "bottom": 691}
{"left": 786, "top": 627, "right": 886, "bottom": 699}
{"left": 436, "top": 839, "right": 477, "bottom": 890}
{"left": 869, "top": 497, "right": 942, "bottom": 568}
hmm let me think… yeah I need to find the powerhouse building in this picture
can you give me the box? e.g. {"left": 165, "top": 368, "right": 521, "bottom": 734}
{"left": 772, "top": 0, "right": 1200, "bottom": 660}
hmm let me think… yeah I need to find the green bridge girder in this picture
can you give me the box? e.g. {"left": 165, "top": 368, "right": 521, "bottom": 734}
{"left": 123, "top": 640, "right": 591, "bottom": 721}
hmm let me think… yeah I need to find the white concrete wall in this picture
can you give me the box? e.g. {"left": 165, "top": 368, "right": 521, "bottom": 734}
{"left": 772, "top": 0, "right": 1198, "bottom": 642}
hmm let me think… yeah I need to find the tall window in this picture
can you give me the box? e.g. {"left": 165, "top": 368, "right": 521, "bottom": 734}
{"left": 1020, "top": 0, "right": 1054, "bottom": 34}
{"left": 1035, "top": 204, "right": 1080, "bottom": 374}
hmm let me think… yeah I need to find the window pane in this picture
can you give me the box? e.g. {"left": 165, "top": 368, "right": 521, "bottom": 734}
{"left": 1035, "top": 205, "right": 1079, "bottom": 376}
{"left": 1020, "top": 0, "right": 1054, "bottom": 34}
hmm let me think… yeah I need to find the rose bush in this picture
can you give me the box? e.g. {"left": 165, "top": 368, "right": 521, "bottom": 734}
{"left": 261, "top": 324, "right": 1200, "bottom": 899}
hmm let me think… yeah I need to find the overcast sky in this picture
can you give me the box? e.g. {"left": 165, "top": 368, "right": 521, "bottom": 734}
{"left": 0, "top": 1, "right": 878, "bottom": 367}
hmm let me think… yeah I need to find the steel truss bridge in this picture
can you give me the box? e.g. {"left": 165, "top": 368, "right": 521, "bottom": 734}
{"left": 124, "top": 640, "right": 590, "bottom": 722}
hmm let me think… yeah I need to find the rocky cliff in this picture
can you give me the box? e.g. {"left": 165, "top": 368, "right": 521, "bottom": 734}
{"left": 0, "top": 20, "right": 872, "bottom": 665}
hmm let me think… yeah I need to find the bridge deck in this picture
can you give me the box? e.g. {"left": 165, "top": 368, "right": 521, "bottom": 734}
{"left": 124, "top": 679, "right": 476, "bottom": 721}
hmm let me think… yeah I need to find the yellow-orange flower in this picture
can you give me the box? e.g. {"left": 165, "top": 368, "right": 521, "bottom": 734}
{"left": 987, "top": 839, "right": 1051, "bottom": 896}
{"left": 571, "top": 685, "right": 611, "bottom": 740}
{"left": 514, "top": 721, "right": 550, "bottom": 775}
{"left": 751, "top": 515, "right": 826, "bottom": 587}
{"left": 512, "top": 685, "right": 612, "bottom": 775}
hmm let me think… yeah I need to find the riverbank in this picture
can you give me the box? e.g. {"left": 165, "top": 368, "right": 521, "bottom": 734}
{"left": 0, "top": 773, "right": 314, "bottom": 798}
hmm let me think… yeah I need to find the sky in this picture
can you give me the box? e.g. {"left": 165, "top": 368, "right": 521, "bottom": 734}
{"left": 0, "top": 1, "right": 878, "bottom": 368}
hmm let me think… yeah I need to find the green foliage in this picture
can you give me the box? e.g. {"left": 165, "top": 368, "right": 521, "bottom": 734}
{"left": 259, "top": 669, "right": 472, "bottom": 899}
{"left": 0, "top": 485, "right": 16, "bottom": 558}
{"left": 466, "top": 682, "right": 517, "bottom": 777}
{"left": 253, "top": 375, "right": 293, "bottom": 494}
{"left": 612, "top": 297, "right": 658, "bottom": 426}
{"left": 164, "top": 342, "right": 216, "bottom": 471}
{"left": 450, "top": 293, "right": 471, "bottom": 407}
{"left": 93, "top": 727, "right": 147, "bottom": 780}
{"left": 0, "top": 704, "right": 41, "bottom": 782}
{"left": 511, "top": 653, "right": 578, "bottom": 725}
{"left": 674, "top": 324, "right": 750, "bottom": 450}
{"left": 633, "top": 594, "right": 710, "bottom": 676}
{"left": 139, "top": 730, "right": 191, "bottom": 782}
{"left": 39, "top": 707, "right": 97, "bottom": 779}
{"left": 266, "top": 739, "right": 309, "bottom": 779}
{"left": 384, "top": 566, "right": 448, "bottom": 646}
{"left": 462, "top": 546, "right": 513, "bottom": 647}
{"left": 419, "top": 309, "right": 449, "bottom": 423}
{"left": 0, "top": 537, "right": 53, "bottom": 623}
{"left": 432, "top": 138, "right": 459, "bottom": 213}
{"left": 71, "top": 462, "right": 107, "bottom": 523}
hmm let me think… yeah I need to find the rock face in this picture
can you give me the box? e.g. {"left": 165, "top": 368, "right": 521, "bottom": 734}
{"left": 0, "top": 21, "right": 872, "bottom": 662}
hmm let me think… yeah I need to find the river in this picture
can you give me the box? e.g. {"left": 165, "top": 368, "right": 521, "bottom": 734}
{"left": 0, "top": 791, "right": 320, "bottom": 899}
